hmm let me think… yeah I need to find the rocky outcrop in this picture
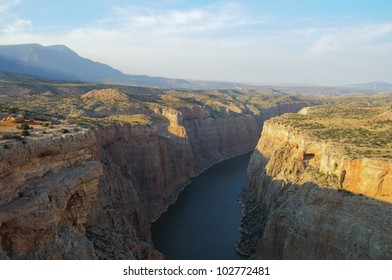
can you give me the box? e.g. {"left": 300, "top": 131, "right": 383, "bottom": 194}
{"left": 0, "top": 129, "right": 102, "bottom": 259}
{"left": 237, "top": 120, "right": 392, "bottom": 259}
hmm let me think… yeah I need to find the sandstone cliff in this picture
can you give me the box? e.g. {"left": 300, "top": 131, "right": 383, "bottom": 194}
{"left": 0, "top": 128, "right": 102, "bottom": 259}
{"left": 237, "top": 117, "right": 392, "bottom": 259}
{"left": 0, "top": 101, "right": 309, "bottom": 259}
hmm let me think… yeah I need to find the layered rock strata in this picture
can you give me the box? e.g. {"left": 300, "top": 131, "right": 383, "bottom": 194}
{"left": 0, "top": 129, "right": 102, "bottom": 259}
{"left": 237, "top": 120, "right": 392, "bottom": 259}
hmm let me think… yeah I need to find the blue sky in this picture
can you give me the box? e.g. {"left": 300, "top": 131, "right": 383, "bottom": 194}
{"left": 0, "top": 0, "right": 391, "bottom": 85}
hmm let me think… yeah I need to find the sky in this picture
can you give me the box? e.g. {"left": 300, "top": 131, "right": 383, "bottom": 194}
{"left": 0, "top": 0, "right": 391, "bottom": 86}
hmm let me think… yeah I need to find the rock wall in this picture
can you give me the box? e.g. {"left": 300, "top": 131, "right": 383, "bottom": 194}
{"left": 237, "top": 120, "right": 392, "bottom": 259}
{"left": 0, "top": 129, "right": 102, "bottom": 259}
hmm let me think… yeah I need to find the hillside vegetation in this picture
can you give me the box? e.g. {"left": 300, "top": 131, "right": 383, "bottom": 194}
{"left": 270, "top": 95, "right": 392, "bottom": 159}
{"left": 0, "top": 77, "right": 309, "bottom": 124}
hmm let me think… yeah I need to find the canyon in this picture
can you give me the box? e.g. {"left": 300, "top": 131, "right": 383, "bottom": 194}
{"left": 0, "top": 87, "right": 309, "bottom": 259}
{"left": 237, "top": 104, "right": 392, "bottom": 259}
{"left": 1, "top": 44, "right": 391, "bottom": 260}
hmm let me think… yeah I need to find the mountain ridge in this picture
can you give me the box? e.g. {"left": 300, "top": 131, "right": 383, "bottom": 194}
{"left": 0, "top": 43, "right": 196, "bottom": 88}
{"left": 0, "top": 43, "right": 124, "bottom": 82}
{"left": 343, "top": 81, "right": 392, "bottom": 90}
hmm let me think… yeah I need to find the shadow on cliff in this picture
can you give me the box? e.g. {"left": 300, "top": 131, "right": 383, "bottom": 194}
{"left": 238, "top": 174, "right": 392, "bottom": 260}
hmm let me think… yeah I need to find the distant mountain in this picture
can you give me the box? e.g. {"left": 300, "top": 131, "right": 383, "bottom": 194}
{"left": 0, "top": 43, "right": 124, "bottom": 82}
{"left": 108, "top": 74, "right": 193, "bottom": 88}
{"left": 0, "top": 54, "right": 79, "bottom": 80}
{"left": 344, "top": 81, "right": 392, "bottom": 92}
{"left": 0, "top": 43, "right": 194, "bottom": 88}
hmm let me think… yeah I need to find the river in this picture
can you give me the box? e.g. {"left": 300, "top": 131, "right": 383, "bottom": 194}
{"left": 151, "top": 152, "right": 251, "bottom": 260}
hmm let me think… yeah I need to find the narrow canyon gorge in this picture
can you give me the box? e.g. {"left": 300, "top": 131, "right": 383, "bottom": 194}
{"left": 0, "top": 102, "right": 309, "bottom": 259}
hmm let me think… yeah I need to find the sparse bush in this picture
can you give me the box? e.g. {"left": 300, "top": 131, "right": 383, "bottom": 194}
{"left": 17, "top": 123, "right": 30, "bottom": 130}
{"left": 2, "top": 133, "right": 22, "bottom": 141}
{"left": 338, "top": 188, "right": 355, "bottom": 196}
{"left": 61, "top": 128, "right": 69, "bottom": 134}
{"left": 9, "top": 107, "right": 18, "bottom": 114}
{"left": 21, "top": 129, "right": 30, "bottom": 137}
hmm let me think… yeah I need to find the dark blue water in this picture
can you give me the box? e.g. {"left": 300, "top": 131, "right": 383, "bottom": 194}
{"left": 151, "top": 152, "right": 251, "bottom": 260}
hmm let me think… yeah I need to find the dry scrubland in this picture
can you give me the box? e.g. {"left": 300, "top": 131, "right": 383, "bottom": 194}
{"left": 270, "top": 95, "right": 392, "bottom": 159}
{"left": 0, "top": 80, "right": 307, "bottom": 135}
{"left": 0, "top": 76, "right": 390, "bottom": 161}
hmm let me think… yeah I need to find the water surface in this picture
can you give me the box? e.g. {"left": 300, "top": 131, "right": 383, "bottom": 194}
{"left": 152, "top": 152, "right": 251, "bottom": 260}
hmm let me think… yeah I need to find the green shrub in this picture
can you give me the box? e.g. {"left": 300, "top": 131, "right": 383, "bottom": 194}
{"left": 16, "top": 123, "right": 30, "bottom": 130}
{"left": 21, "top": 129, "right": 30, "bottom": 137}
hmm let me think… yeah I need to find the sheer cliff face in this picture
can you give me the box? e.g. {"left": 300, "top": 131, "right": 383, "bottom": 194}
{"left": 0, "top": 129, "right": 102, "bottom": 259}
{"left": 0, "top": 102, "right": 309, "bottom": 259}
{"left": 238, "top": 121, "right": 392, "bottom": 259}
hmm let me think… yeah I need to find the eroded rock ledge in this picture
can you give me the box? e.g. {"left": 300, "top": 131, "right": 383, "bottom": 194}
{"left": 237, "top": 119, "right": 392, "bottom": 259}
{"left": 0, "top": 129, "right": 102, "bottom": 259}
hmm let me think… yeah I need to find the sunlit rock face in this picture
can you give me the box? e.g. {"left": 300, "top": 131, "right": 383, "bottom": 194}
{"left": 0, "top": 129, "right": 102, "bottom": 259}
{"left": 237, "top": 120, "right": 392, "bottom": 259}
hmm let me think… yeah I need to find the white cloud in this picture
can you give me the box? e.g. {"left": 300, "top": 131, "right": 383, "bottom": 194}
{"left": 291, "top": 28, "right": 321, "bottom": 37}
{"left": 309, "top": 23, "right": 392, "bottom": 55}
{"left": 0, "top": 0, "right": 31, "bottom": 37}
{"left": 107, "top": 3, "right": 263, "bottom": 37}
{"left": 0, "top": 14, "right": 31, "bottom": 36}
{"left": 132, "top": 9, "right": 205, "bottom": 26}
{"left": 0, "top": 0, "right": 21, "bottom": 12}
{"left": 309, "top": 35, "right": 338, "bottom": 55}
